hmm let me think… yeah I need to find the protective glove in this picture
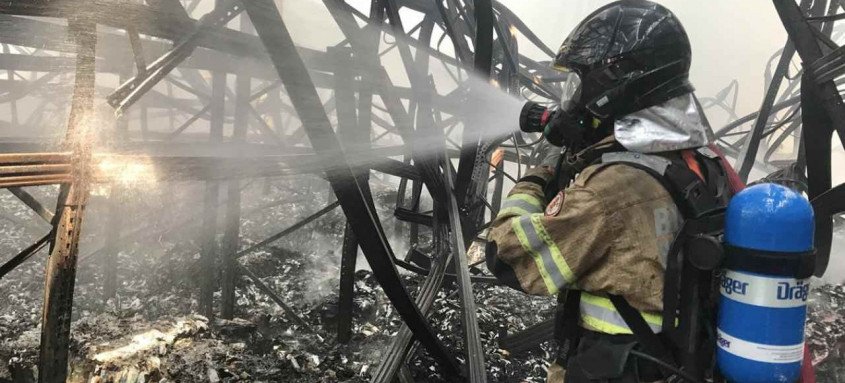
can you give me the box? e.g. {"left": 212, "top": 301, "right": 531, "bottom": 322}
{"left": 538, "top": 141, "right": 563, "bottom": 169}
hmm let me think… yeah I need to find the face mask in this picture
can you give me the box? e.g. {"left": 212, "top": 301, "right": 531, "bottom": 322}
{"left": 519, "top": 99, "right": 593, "bottom": 149}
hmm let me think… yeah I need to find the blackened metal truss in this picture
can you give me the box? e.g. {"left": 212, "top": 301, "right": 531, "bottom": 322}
{"left": 0, "top": 0, "right": 842, "bottom": 382}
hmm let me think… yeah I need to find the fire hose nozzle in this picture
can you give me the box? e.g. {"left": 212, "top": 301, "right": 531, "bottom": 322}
{"left": 519, "top": 101, "right": 551, "bottom": 134}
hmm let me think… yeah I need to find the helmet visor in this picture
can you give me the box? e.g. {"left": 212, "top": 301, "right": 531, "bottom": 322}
{"left": 552, "top": 66, "right": 581, "bottom": 109}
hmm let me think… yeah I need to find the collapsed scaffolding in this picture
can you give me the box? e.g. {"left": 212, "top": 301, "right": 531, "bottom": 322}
{"left": 0, "top": 0, "right": 844, "bottom": 382}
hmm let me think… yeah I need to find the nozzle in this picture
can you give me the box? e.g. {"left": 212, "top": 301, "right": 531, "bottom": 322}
{"left": 519, "top": 101, "right": 550, "bottom": 133}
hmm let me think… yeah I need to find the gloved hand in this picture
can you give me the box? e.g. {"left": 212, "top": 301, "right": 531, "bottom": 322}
{"left": 538, "top": 141, "right": 563, "bottom": 169}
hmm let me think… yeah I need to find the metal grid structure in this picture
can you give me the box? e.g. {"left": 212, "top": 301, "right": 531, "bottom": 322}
{"left": 0, "top": 0, "right": 842, "bottom": 382}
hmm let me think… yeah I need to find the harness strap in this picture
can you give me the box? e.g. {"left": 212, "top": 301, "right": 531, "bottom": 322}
{"left": 661, "top": 222, "right": 687, "bottom": 343}
{"left": 609, "top": 295, "right": 678, "bottom": 380}
{"left": 555, "top": 289, "right": 582, "bottom": 366}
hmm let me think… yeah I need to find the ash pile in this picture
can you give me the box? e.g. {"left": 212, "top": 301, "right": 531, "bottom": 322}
{"left": 0, "top": 182, "right": 844, "bottom": 382}
{"left": 808, "top": 283, "right": 845, "bottom": 381}
{"left": 0, "top": 182, "right": 556, "bottom": 383}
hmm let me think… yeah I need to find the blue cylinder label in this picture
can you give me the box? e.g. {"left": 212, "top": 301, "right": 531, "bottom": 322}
{"left": 718, "top": 270, "right": 808, "bottom": 364}
{"left": 717, "top": 329, "right": 803, "bottom": 364}
{"left": 720, "top": 270, "right": 809, "bottom": 308}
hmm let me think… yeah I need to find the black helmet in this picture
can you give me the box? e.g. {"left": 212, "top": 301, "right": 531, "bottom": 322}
{"left": 554, "top": 0, "right": 693, "bottom": 118}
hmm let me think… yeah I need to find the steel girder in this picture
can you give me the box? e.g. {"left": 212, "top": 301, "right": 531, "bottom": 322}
{"left": 5, "top": 0, "right": 843, "bottom": 381}
{"left": 770, "top": 0, "right": 845, "bottom": 277}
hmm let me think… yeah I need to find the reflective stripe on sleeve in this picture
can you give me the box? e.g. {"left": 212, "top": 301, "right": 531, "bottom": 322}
{"left": 511, "top": 214, "right": 575, "bottom": 294}
{"left": 512, "top": 218, "right": 558, "bottom": 294}
{"left": 497, "top": 194, "right": 544, "bottom": 218}
{"left": 580, "top": 293, "right": 663, "bottom": 335}
{"left": 529, "top": 214, "right": 575, "bottom": 283}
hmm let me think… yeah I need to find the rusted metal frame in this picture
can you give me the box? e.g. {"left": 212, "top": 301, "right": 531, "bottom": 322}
{"left": 165, "top": 75, "right": 211, "bottom": 101}
{"left": 393, "top": 255, "right": 500, "bottom": 285}
{"left": 435, "top": 0, "right": 471, "bottom": 64}
{"left": 102, "top": 96, "right": 129, "bottom": 302}
{"left": 249, "top": 79, "right": 282, "bottom": 102}
{"left": 378, "top": 0, "right": 447, "bottom": 198}
{"left": 0, "top": 175, "right": 70, "bottom": 188}
{"left": 101, "top": 194, "right": 122, "bottom": 302}
{"left": 38, "top": 15, "right": 95, "bottom": 383}
{"left": 106, "top": 0, "right": 244, "bottom": 115}
{"left": 247, "top": 105, "right": 287, "bottom": 145}
{"left": 331, "top": 45, "right": 367, "bottom": 343}
{"left": 450, "top": 0, "right": 475, "bottom": 38}
{"left": 714, "top": 95, "right": 802, "bottom": 138}
{"left": 774, "top": 0, "right": 845, "bottom": 149}
{"left": 371, "top": 230, "right": 454, "bottom": 383}
{"left": 1, "top": 44, "right": 19, "bottom": 128}
{"left": 407, "top": 178, "right": 424, "bottom": 247}
{"left": 338, "top": 221, "right": 358, "bottom": 343}
{"left": 8, "top": 187, "right": 55, "bottom": 223}
{"left": 0, "top": 15, "right": 259, "bottom": 83}
{"left": 378, "top": 5, "right": 484, "bottom": 379}
{"left": 735, "top": 39, "right": 796, "bottom": 180}
{"left": 146, "top": 0, "right": 191, "bottom": 20}
{"left": 491, "top": 19, "right": 518, "bottom": 75}
{"left": 800, "top": 72, "right": 835, "bottom": 277}
{"left": 498, "top": 317, "right": 555, "bottom": 355}
{"left": 221, "top": 15, "right": 253, "bottom": 320}
{"left": 88, "top": 149, "right": 416, "bottom": 183}
{"left": 441, "top": 143, "right": 487, "bottom": 382}
{"left": 234, "top": 201, "right": 341, "bottom": 261}
{"left": 368, "top": 82, "right": 458, "bottom": 383}
{"left": 323, "top": 0, "right": 422, "bottom": 255}
{"left": 237, "top": 264, "right": 315, "bottom": 331}
{"left": 126, "top": 26, "right": 147, "bottom": 76}
{"left": 404, "top": 18, "right": 437, "bottom": 264}
{"left": 265, "top": 85, "right": 287, "bottom": 152}
{"left": 773, "top": 0, "right": 844, "bottom": 277}
{"left": 325, "top": 0, "right": 436, "bottom": 346}
{"left": 81, "top": 182, "right": 278, "bottom": 266}
{"left": 243, "top": 0, "right": 461, "bottom": 375}
{"left": 812, "top": 182, "right": 845, "bottom": 220}
{"left": 491, "top": 0, "right": 555, "bottom": 57}
{"left": 345, "top": 0, "right": 426, "bottom": 260}
{"left": 0, "top": 233, "right": 51, "bottom": 280}
{"left": 167, "top": 103, "right": 212, "bottom": 139}
{"left": 411, "top": 13, "right": 486, "bottom": 378}
{"left": 764, "top": 117, "right": 803, "bottom": 163}
{"left": 167, "top": 81, "right": 175, "bottom": 131}
{"left": 199, "top": 1, "right": 228, "bottom": 318}
{"left": 453, "top": 0, "right": 494, "bottom": 231}
{"left": 139, "top": 100, "right": 150, "bottom": 140}
{"left": 0, "top": 69, "right": 61, "bottom": 104}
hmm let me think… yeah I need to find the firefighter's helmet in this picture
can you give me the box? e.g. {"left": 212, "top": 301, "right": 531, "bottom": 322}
{"left": 554, "top": 0, "right": 694, "bottom": 118}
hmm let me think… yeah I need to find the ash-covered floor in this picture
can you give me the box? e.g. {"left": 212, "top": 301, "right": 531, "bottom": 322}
{"left": 0, "top": 184, "right": 844, "bottom": 382}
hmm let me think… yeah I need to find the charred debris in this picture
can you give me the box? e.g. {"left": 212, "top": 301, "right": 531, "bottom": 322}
{"left": 0, "top": 0, "right": 845, "bottom": 382}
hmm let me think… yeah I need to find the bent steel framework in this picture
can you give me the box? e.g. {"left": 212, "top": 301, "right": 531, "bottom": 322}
{"left": 0, "top": 0, "right": 843, "bottom": 382}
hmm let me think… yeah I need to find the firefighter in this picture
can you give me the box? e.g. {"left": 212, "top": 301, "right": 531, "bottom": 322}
{"left": 487, "top": 1, "right": 735, "bottom": 382}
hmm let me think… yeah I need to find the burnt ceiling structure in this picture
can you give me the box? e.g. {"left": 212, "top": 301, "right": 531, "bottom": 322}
{"left": 0, "top": 0, "right": 844, "bottom": 382}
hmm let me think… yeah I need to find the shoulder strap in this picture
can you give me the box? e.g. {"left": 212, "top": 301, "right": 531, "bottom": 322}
{"left": 599, "top": 151, "right": 722, "bottom": 219}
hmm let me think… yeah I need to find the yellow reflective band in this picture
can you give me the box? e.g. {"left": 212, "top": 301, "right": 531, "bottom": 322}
{"left": 507, "top": 193, "right": 543, "bottom": 210}
{"left": 580, "top": 293, "right": 663, "bottom": 335}
{"left": 529, "top": 214, "right": 575, "bottom": 283}
{"left": 581, "top": 293, "right": 663, "bottom": 327}
{"left": 511, "top": 218, "right": 558, "bottom": 294}
{"left": 496, "top": 206, "right": 533, "bottom": 219}
{"left": 581, "top": 314, "right": 634, "bottom": 335}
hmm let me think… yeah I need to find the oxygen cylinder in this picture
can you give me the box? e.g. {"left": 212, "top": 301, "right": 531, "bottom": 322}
{"left": 717, "top": 183, "right": 815, "bottom": 383}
